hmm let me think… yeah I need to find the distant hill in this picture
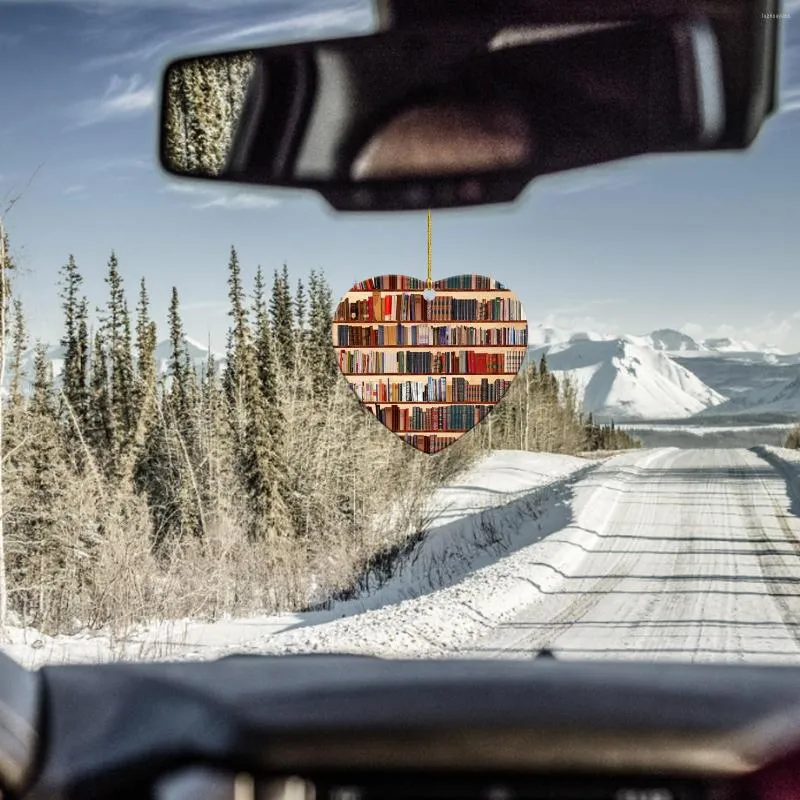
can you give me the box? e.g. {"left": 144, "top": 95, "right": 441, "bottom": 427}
{"left": 528, "top": 336, "right": 725, "bottom": 421}
{"left": 5, "top": 338, "right": 223, "bottom": 396}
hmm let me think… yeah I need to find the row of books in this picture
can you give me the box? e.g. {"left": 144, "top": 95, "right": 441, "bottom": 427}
{"left": 334, "top": 324, "right": 528, "bottom": 347}
{"left": 335, "top": 294, "right": 524, "bottom": 323}
{"left": 338, "top": 349, "right": 526, "bottom": 375}
{"left": 351, "top": 377, "right": 512, "bottom": 403}
{"left": 349, "top": 275, "right": 506, "bottom": 292}
{"left": 371, "top": 404, "right": 493, "bottom": 432}
{"left": 402, "top": 434, "right": 457, "bottom": 454}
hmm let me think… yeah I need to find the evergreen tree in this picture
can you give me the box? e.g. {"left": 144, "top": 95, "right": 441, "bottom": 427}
{"left": 20, "top": 342, "right": 72, "bottom": 626}
{"left": 306, "top": 269, "right": 337, "bottom": 398}
{"left": 539, "top": 353, "right": 548, "bottom": 378}
{"left": 31, "top": 342, "right": 57, "bottom": 419}
{"left": 58, "top": 255, "right": 87, "bottom": 425}
{"left": 100, "top": 252, "right": 136, "bottom": 467}
{"left": 294, "top": 277, "right": 306, "bottom": 332}
{"left": 222, "top": 250, "right": 285, "bottom": 542}
{"left": 223, "top": 246, "right": 249, "bottom": 406}
{"left": 133, "top": 278, "right": 158, "bottom": 439}
{"left": 4, "top": 299, "right": 28, "bottom": 472}
{"left": 252, "top": 266, "right": 279, "bottom": 408}
{"left": 7, "top": 299, "right": 26, "bottom": 419}
{"left": 167, "top": 286, "right": 191, "bottom": 422}
{"left": 75, "top": 298, "right": 90, "bottom": 431}
{"left": 87, "top": 330, "right": 114, "bottom": 463}
{"left": 270, "top": 263, "right": 295, "bottom": 373}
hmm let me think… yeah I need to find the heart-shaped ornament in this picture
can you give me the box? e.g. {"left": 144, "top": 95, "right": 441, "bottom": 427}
{"left": 333, "top": 273, "right": 529, "bottom": 453}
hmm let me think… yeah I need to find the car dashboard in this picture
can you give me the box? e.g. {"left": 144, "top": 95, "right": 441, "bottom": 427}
{"left": 16, "top": 655, "right": 800, "bottom": 800}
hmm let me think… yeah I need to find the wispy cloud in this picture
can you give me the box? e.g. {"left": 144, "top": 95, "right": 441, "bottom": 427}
{"left": 548, "top": 167, "right": 639, "bottom": 195}
{"left": 82, "top": 20, "right": 229, "bottom": 70}
{"left": 63, "top": 184, "right": 86, "bottom": 195}
{"left": 532, "top": 307, "right": 624, "bottom": 341}
{"left": 83, "top": 156, "right": 151, "bottom": 173}
{"left": 0, "top": 32, "right": 22, "bottom": 46}
{"left": 165, "top": 181, "right": 281, "bottom": 210}
{"left": 69, "top": 74, "right": 155, "bottom": 128}
{"left": 81, "top": 2, "right": 371, "bottom": 71}
{"left": 34, "top": 0, "right": 294, "bottom": 7}
{"left": 682, "top": 311, "right": 800, "bottom": 353}
{"left": 207, "top": 5, "right": 371, "bottom": 47}
{"left": 780, "top": 87, "right": 800, "bottom": 114}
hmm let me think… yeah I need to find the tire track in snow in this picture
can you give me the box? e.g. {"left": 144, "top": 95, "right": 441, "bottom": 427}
{"left": 466, "top": 448, "right": 800, "bottom": 663}
{"left": 459, "top": 448, "right": 679, "bottom": 658}
{"left": 739, "top": 455, "right": 800, "bottom": 652}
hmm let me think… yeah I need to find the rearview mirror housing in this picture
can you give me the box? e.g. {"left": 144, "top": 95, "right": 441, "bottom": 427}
{"left": 159, "top": 0, "right": 780, "bottom": 212}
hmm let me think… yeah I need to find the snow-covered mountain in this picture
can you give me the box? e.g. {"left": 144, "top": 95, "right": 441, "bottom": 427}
{"left": 642, "top": 328, "right": 786, "bottom": 358}
{"left": 152, "top": 337, "right": 221, "bottom": 376}
{"left": 528, "top": 336, "right": 726, "bottom": 420}
{"left": 6, "top": 338, "right": 222, "bottom": 395}
{"left": 702, "top": 336, "right": 784, "bottom": 355}
{"left": 697, "top": 372, "right": 800, "bottom": 417}
{"left": 526, "top": 326, "right": 800, "bottom": 420}
{"left": 527, "top": 325, "right": 609, "bottom": 348}
{"left": 647, "top": 328, "right": 701, "bottom": 353}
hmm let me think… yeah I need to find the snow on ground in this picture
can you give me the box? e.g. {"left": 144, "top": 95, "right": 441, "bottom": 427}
{"left": 187, "top": 449, "right": 661, "bottom": 660}
{"left": 202, "top": 446, "right": 800, "bottom": 663}
{"left": 707, "top": 374, "right": 800, "bottom": 416}
{"left": 617, "top": 424, "right": 796, "bottom": 433}
{"left": 462, "top": 446, "right": 800, "bottom": 663}
{"left": 1, "top": 450, "right": 596, "bottom": 668}
{"left": 208, "top": 445, "right": 800, "bottom": 665}
{"left": 754, "top": 445, "right": 800, "bottom": 508}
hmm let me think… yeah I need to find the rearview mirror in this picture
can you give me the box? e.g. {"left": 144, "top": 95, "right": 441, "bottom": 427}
{"left": 159, "top": 8, "right": 775, "bottom": 212}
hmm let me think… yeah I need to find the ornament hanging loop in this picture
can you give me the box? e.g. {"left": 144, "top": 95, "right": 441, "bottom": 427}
{"left": 423, "top": 209, "right": 436, "bottom": 301}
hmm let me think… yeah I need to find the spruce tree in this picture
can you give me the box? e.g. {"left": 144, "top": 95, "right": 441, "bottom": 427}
{"left": 222, "top": 250, "right": 283, "bottom": 542}
{"left": 75, "top": 298, "right": 90, "bottom": 431}
{"left": 100, "top": 252, "right": 136, "bottom": 468}
{"left": 4, "top": 299, "right": 28, "bottom": 469}
{"left": 58, "top": 255, "right": 85, "bottom": 418}
{"left": 87, "top": 330, "right": 114, "bottom": 465}
{"left": 23, "top": 342, "right": 71, "bottom": 627}
{"left": 306, "top": 269, "right": 337, "bottom": 399}
{"left": 294, "top": 278, "right": 306, "bottom": 332}
{"left": 223, "top": 245, "right": 249, "bottom": 407}
{"left": 134, "top": 278, "right": 158, "bottom": 437}
{"left": 167, "top": 288, "right": 205, "bottom": 539}
{"left": 7, "top": 299, "right": 26, "bottom": 419}
{"left": 167, "top": 286, "right": 192, "bottom": 423}
{"left": 270, "top": 264, "right": 295, "bottom": 374}
{"left": 252, "top": 266, "right": 280, "bottom": 408}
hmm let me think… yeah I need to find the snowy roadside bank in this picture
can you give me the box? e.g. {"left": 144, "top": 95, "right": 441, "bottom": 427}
{"left": 1, "top": 449, "right": 603, "bottom": 668}
{"left": 753, "top": 446, "right": 800, "bottom": 514}
{"left": 200, "top": 448, "right": 666, "bottom": 661}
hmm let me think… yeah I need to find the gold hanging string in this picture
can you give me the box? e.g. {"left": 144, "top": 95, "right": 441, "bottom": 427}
{"left": 426, "top": 209, "right": 433, "bottom": 290}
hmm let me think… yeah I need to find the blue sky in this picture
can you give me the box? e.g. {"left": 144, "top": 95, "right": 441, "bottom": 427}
{"left": 1, "top": 0, "right": 800, "bottom": 353}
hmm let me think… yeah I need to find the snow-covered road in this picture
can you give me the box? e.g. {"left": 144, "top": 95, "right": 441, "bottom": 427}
{"left": 466, "top": 447, "right": 800, "bottom": 662}
{"left": 237, "top": 447, "right": 800, "bottom": 663}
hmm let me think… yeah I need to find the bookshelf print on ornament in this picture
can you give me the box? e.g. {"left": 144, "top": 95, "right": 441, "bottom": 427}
{"left": 333, "top": 274, "right": 529, "bottom": 454}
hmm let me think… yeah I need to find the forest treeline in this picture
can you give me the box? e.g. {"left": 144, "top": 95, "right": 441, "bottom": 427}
{"left": 0, "top": 233, "right": 636, "bottom": 634}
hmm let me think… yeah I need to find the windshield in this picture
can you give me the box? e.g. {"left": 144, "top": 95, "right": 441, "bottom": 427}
{"left": 0, "top": 0, "right": 799, "bottom": 668}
